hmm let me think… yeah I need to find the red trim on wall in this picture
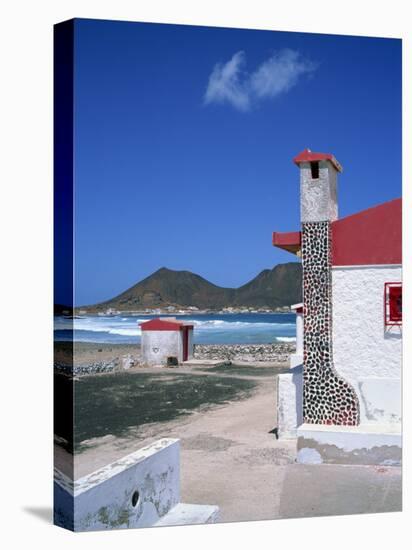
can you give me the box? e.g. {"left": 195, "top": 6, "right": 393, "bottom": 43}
{"left": 183, "top": 326, "right": 189, "bottom": 361}
{"left": 384, "top": 282, "right": 402, "bottom": 326}
{"left": 331, "top": 198, "right": 401, "bottom": 266}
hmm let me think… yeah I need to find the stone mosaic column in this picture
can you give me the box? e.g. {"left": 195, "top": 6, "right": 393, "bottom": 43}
{"left": 301, "top": 221, "right": 359, "bottom": 425}
{"left": 295, "top": 150, "right": 359, "bottom": 426}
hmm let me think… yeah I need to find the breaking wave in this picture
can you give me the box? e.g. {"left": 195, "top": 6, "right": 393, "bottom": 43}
{"left": 54, "top": 313, "right": 296, "bottom": 344}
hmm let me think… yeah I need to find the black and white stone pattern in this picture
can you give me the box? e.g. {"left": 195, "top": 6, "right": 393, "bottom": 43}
{"left": 302, "top": 221, "right": 360, "bottom": 426}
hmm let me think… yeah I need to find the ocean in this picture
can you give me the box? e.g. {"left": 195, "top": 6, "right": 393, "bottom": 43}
{"left": 54, "top": 313, "right": 296, "bottom": 345}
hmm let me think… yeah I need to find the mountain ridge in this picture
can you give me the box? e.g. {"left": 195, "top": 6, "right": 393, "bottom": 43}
{"left": 81, "top": 262, "right": 302, "bottom": 311}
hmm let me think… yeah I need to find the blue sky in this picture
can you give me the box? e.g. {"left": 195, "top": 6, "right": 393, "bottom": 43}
{"left": 70, "top": 19, "right": 401, "bottom": 306}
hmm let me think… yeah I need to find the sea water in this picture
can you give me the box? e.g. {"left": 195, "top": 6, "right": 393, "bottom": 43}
{"left": 54, "top": 313, "right": 296, "bottom": 345}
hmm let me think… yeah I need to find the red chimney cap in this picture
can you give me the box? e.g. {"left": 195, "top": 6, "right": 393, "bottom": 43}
{"left": 293, "top": 148, "right": 343, "bottom": 173}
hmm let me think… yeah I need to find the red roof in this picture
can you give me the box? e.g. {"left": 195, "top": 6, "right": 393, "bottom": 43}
{"left": 293, "top": 148, "right": 343, "bottom": 173}
{"left": 272, "top": 231, "right": 301, "bottom": 253}
{"left": 140, "top": 318, "right": 194, "bottom": 331}
{"left": 272, "top": 198, "right": 401, "bottom": 266}
{"left": 331, "top": 198, "right": 402, "bottom": 266}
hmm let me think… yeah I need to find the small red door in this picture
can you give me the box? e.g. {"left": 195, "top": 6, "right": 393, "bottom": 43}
{"left": 183, "top": 327, "right": 189, "bottom": 361}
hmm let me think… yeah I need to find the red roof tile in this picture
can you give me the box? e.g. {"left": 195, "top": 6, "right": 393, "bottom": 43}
{"left": 331, "top": 198, "right": 402, "bottom": 266}
{"left": 140, "top": 318, "right": 194, "bottom": 331}
{"left": 272, "top": 231, "right": 301, "bottom": 254}
{"left": 293, "top": 148, "right": 343, "bottom": 173}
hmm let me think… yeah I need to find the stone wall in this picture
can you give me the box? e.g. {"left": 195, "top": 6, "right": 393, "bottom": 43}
{"left": 194, "top": 343, "right": 295, "bottom": 363}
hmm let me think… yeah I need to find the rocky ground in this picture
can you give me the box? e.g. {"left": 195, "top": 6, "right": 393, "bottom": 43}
{"left": 54, "top": 342, "right": 141, "bottom": 376}
{"left": 194, "top": 343, "right": 295, "bottom": 364}
{"left": 54, "top": 342, "right": 296, "bottom": 376}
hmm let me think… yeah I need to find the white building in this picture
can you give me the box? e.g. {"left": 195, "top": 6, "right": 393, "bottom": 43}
{"left": 273, "top": 149, "right": 402, "bottom": 465}
{"left": 140, "top": 317, "right": 194, "bottom": 366}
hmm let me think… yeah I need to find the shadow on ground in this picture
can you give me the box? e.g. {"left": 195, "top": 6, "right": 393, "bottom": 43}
{"left": 22, "top": 506, "right": 52, "bottom": 524}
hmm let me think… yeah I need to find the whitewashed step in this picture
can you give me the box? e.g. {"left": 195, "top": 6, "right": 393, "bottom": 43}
{"left": 182, "top": 359, "right": 231, "bottom": 367}
{"left": 154, "top": 503, "right": 219, "bottom": 527}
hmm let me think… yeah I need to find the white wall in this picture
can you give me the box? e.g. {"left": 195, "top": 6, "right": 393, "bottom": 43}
{"left": 295, "top": 312, "right": 303, "bottom": 355}
{"left": 141, "top": 331, "right": 182, "bottom": 366}
{"left": 54, "top": 438, "right": 219, "bottom": 531}
{"left": 54, "top": 439, "right": 180, "bottom": 531}
{"left": 277, "top": 366, "right": 303, "bottom": 438}
{"left": 332, "top": 265, "right": 402, "bottom": 425}
{"left": 290, "top": 311, "right": 303, "bottom": 368}
{"left": 187, "top": 328, "right": 194, "bottom": 360}
{"left": 300, "top": 161, "right": 338, "bottom": 222}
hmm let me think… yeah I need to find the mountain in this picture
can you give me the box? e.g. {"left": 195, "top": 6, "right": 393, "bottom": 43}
{"left": 85, "top": 263, "right": 302, "bottom": 311}
{"left": 234, "top": 263, "right": 302, "bottom": 307}
{"left": 100, "top": 267, "right": 235, "bottom": 310}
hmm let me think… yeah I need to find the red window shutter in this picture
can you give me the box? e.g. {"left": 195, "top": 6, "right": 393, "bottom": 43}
{"left": 389, "top": 286, "right": 402, "bottom": 322}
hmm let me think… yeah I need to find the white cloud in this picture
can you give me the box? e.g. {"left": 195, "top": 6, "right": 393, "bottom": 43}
{"left": 203, "top": 51, "right": 250, "bottom": 112}
{"left": 204, "top": 49, "right": 317, "bottom": 111}
{"left": 250, "top": 49, "right": 316, "bottom": 99}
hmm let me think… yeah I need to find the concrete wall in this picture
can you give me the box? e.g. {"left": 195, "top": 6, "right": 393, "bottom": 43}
{"left": 332, "top": 265, "right": 402, "bottom": 425}
{"left": 54, "top": 439, "right": 180, "bottom": 531}
{"left": 297, "top": 423, "right": 401, "bottom": 465}
{"left": 141, "top": 329, "right": 194, "bottom": 365}
{"left": 295, "top": 312, "right": 303, "bottom": 355}
{"left": 277, "top": 366, "right": 303, "bottom": 438}
{"left": 186, "top": 328, "right": 194, "bottom": 360}
{"left": 54, "top": 438, "right": 219, "bottom": 531}
{"left": 141, "top": 330, "right": 182, "bottom": 366}
{"left": 300, "top": 160, "right": 338, "bottom": 223}
{"left": 290, "top": 311, "right": 303, "bottom": 369}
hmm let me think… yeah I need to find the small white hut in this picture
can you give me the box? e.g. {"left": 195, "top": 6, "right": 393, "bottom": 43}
{"left": 140, "top": 317, "right": 194, "bottom": 366}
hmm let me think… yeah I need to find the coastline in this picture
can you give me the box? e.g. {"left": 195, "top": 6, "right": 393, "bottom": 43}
{"left": 54, "top": 341, "right": 296, "bottom": 376}
{"left": 70, "top": 306, "right": 294, "bottom": 316}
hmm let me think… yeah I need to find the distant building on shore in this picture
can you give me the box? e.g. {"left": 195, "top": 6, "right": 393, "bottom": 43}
{"left": 139, "top": 317, "right": 194, "bottom": 366}
{"left": 273, "top": 149, "right": 401, "bottom": 465}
